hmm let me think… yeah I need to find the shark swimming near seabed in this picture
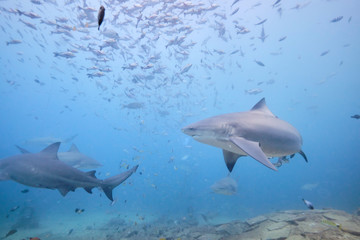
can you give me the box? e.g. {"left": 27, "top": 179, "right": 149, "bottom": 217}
{"left": 0, "top": 142, "right": 138, "bottom": 201}
{"left": 16, "top": 144, "right": 102, "bottom": 169}
{"left": 182, "top": 98, "right": 307, "bottom": 172}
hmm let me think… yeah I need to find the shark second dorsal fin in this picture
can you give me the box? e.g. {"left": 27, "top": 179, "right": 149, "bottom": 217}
{"left": 250, "top": 98, "right": 276, "bottom": 117}
{"left": 68, "top": 144, "right": 79, "bottom": 152}
{"left": 40, "top": 142, "right": 60, "bottom": 156}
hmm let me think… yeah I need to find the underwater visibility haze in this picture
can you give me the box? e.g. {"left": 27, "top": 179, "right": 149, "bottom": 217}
{"left": 0, "top": 0, "right": 360, "bottom": 239}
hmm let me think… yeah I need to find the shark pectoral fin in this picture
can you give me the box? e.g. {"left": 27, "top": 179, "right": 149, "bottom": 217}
{"left": 229, "top": 137, "right": 277, "bottom": 171}
{"left": 222, "top": 150, "right": 241, "bottom": 172}
{"left": 299, "top": 150, "right": 308, "bottom": 163}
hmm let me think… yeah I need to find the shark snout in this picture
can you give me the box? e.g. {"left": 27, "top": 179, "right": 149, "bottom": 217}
{"left": 181, "top": 126, "right": 196, "bottom": 136}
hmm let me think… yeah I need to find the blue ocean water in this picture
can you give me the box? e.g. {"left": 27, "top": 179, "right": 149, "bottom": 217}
{"left": 0, "top": 0, "right": 359, "bottom": 239}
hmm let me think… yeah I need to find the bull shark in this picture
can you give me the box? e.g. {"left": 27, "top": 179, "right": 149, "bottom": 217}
{"left": 182, "top": 98, "right": 307, "bottom": 172}
{"left": 24, "top": 134, "right": 78, "bottom": 146}
{"left": 16, "top": 144, "right": 102, "bottom": 169}
{"left": 0, "top": 142, "right": 138, "bottom": 201}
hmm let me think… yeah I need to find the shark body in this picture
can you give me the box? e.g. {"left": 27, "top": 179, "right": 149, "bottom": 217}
{"left": 182, "top": 98, "right": 307, "bottom": 172}
{"left": 0, "top": 142, "right": 137, "bottom": 201}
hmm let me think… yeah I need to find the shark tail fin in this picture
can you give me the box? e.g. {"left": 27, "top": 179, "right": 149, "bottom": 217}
{"left": 101, "top": 165, "right": 138, "bottom": 201}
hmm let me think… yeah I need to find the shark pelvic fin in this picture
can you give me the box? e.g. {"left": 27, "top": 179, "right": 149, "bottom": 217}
{"left": 229, "top": 137, "right": 277, "bottom": 171}
{"left": 250, "top": 98, "right": 276, "bottom": 118}
{"left": 222, "top": 150, "right": 241, "bottom": 172}
{"left": 41, "top": 142, "right": 61, "bottom": 157}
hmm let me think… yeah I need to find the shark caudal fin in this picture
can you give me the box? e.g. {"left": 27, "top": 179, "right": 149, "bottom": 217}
{"left": 101, "top": 165, "right": 138, "bottom": 201}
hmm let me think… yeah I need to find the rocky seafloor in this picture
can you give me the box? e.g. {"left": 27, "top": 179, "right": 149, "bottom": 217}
{"left": 3, "top": 209, "right": 360, "bottom": 240}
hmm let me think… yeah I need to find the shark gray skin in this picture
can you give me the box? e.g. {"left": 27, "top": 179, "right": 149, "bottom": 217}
{"left": 0, "top": 142, "right": 138, "bottom": 201}
{"left": 182, "top": 98, "right": 307, "bottom": 172}
{"left": 16, "top": 144, "right": 102, "bottom": 169}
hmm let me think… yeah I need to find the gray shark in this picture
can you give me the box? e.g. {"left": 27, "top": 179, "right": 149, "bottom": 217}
{"left": 0, "top": 142, "right": 138, "bottom": 201}
{"left": 16, "top": 144, "right": 102, "bottom": 169}
{"left": 24, "top": 134, "right": 78, "bottom": 146}
{"left": 211, "top": 176, "right": 238, "bottom": 196}
{"left": 182, "top": 98, "right": 307, "bottom": 172}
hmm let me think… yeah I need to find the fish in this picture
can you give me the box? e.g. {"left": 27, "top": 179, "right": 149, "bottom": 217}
{"left": 258, "top": 25, "right": 268, "bottom": 42}
{"left": 330, "top": 16, "right": 343, "bottom": 23}
{"left": 272, "top": 0, "right": 281, "bottom": 7}
{"left": 231, "top": 7, "right": 239, "bottom": 16}
{"left": 10, "top": 206, "right": 20, "bottom": 212}
{"left": 98, "top": 6, "right": 105, "bottom": 30}
{"left": 302, "top": 198, "right": 314, "bottom": 209}
{"left": 182, "top": 98, "right": 307, "bottom": 172}
{"left": 322, "top": 219, "right": 342, "bottom": 229}
{"left": 1, "top": 229, "right": 17, "bottom": 239}
{"left": 255, "top": 19, "right": 267, "bottom": 25}
{"left": 75, "top": 208, "right": 85, "bottom": 214}
{"left": 122, "top": 102, "right": 144, "bottom": 109}
{"left": 245, "top": 88, "right": 263, "bottom": 95}
{"left": 0, "top": 142, "right": 138, "bottom": 201}
{"left": 16, "top": 144, "right": 102, "bottom": 169}
{"left": 53, "top": 51, "right": 75, "bottom": 58}
{"left": 6, "top": 39, "right": 22, "bottom": 46}
{"left": 278, "top": 36, "right": 287, "bottom": 41}
{"left": 211, "top": 176, "right": 237, "bottom": 195}
{"left": 21, "top": 189, "right": 29, "bottom": 193}
{"left": 351, "top": 114, "right": 360, "bottom": 119}
{"left": 254, "top": 60, "right": 265, "bottom": 67}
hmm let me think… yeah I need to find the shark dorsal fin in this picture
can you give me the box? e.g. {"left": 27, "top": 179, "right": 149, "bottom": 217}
{"left": 68, "top": 144, "right": 79, "bottom": 152}
{"left": 250, "top": 98, "right": 276, "bottom": 117}
{"left": 40, "top": 142, "right": 60, "bottom": 156}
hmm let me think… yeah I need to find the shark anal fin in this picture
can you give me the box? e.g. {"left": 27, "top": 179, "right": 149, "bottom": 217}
{"left": 222, "top": 150, "right": 241, "bottom": 172}
{"left": 229, "top": 137, "right": 277, "bottom": 171}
